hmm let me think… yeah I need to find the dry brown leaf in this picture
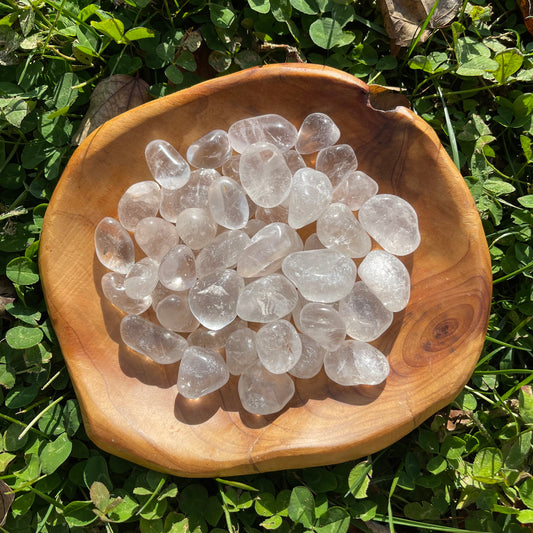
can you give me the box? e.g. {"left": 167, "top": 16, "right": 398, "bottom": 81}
{"left": 0, "top": 480, "right": 14, "bottom": 527}
{"left": 376, "top": 0, "right": 461, "bottom": 49}
{"left": 72, "top": 74, "right": 150, "bottom": 146}
{"left": 517, "top": 0, "right": 533, "bottom": 36}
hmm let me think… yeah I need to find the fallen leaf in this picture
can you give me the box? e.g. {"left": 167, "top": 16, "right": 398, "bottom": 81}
{"left": 517, "top": 0, "right": 533, "bottom": 37}
{"left": 376, "top": 0, "right": 461, "bottom": 49}
{"left": 0, "top": 480, "right": 15, "bottom": 527}
{"left": 72, "top": 74, "right": 150, "bottom": 145}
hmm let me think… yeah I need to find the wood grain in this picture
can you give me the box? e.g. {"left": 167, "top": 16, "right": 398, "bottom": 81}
{"left": 40, "top": 64, "right": 492, "bottom": 477}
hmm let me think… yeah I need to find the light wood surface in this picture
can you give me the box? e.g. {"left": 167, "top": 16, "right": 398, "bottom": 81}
{"left": 40, "top": 64, "right": 492, "bottom": 477}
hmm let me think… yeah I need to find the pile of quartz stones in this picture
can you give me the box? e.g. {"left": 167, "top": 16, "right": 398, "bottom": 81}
{"left": 94, "top": 112, "right": 421, "bottom": 416}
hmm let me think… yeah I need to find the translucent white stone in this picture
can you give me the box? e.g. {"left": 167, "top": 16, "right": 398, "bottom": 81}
{"left": 237, "top": 222, "right": 303, "bottom": 278}
{"left": 317, "top": 202, "right": 372, "bottom": 258}
{"left": 101, "top": 272, "right": 151, "bottom": 314}
{"left": 237, "top": 274, "right": 298, "bottom": 323}
{"left": 158, "top": 245, "right": 196, "bottom": 292}
{"left": 187, "top": 318, "right": 248, "bottom": 350}
{"left": 358, "top": 194, "right": 421, "bottom": 256}
{"left": 225, "top": 328, "right": 258, "bottom": 375}
{"left": 156, "top": 293, "right": 199, "bottom": 333}
{"left": 299, "top": 303, "right": 346, "bottom": 351}
{"left": 315, "top": 144, "right": 358, "bottom": 186}
{"left": 175, "top": 207, "right": 217, "bottom": 250}
{"left": 134, "top": 217, "right": 179, "bottom": 261}
{"left": 124, "top": 257, "right": 159, "bottom": 299}
{"left": 222, "top": 155, "right": 241, "bottom": 180}
{"left": 281, "top": 249, "right": 356, "bottom": 303}
{"left": 357, "top": 250, "right": 411, "bottom": 312}
{"left": 188, "top": 269, "right": 244, "bottom": 330}
{"left": 195, "top": 230, "right": 251, "bottom": 278}
{"left": 239, "top": 142, "right": 292, "bottom": 208}
{"left": 256, "top": 319, "right": 301, "bottom": 374}
{"left": 159, "top": 168, "right": 220, "bottom": 222}
{"left": 228, "top": 114, "right": 297, "bottom": 153}
{"left": 288, "top": 168, "right": 332, "bottom": 229}
{"left": 95, "top": 217, "right": 135, "bottom": 274}
{"left": 145, "top": 139, "right": 190, "bottom": 190}
{"left": 118, "top": 181, "right": 161, "bottom": 231}
{"left": 242, "top": 218, "right": 266, "bottom": 238}
{"left": 289, "top": 334, "right": 326, "bottom": 379}
{"left": 283, "top": 149, "right": 306, "bottom": 174}
{"left": 338, "top": 281, "right": 393, "bottom": 342}
{"left": 324, "top": 341, "right": 389, "bottom": 386}
{"left": 332, "top": 170, "right": 378, "bottom": 211}
{"left": 121, "top": 315, "right": 187, "bottom": 364}
{"left": 238, "top": 362, "right": 295, "bottom": 415}
{"left": 296, "top": 113, "right": 341, "bottom": 154}
{"left": 208, "top": 177, "right": 249, "bottom": 230}
{"left": 304, "top": 233, "right": 324, "bottom": 251}
{"left": 254, "top": 205, "right": 289, "bottom": 225}
{"left": 291, "top": 292, "right": 310, "bottom": 332}
{"left": 186, "top": 129, "right": 232, "bottom": 169}
{"left": 177, "top": 346, "right": 229, "bottom": 399}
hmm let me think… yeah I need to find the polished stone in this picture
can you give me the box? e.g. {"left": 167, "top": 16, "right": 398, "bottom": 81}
{"left": 101, "top": 272, "right": 151, "bottom": 314}
{"left": 95, "top": 217, "right": 135, "bottom": 274}
{"left": 296, "top": 112, "right": 340, "bottom": 154}
{"left": 117, "top": 181, "right": 161, "bottom": 231}
{"left": 145, "top": 139, "right": 190, "bottom": 190}
{"left": 256, "top": 319, "right": 302, "bottom": 374}
{"left": 158, "top": 245, "right": 197, "bottom": 292}
{"left": 186, "top": 129, "right": 232, "bottom": 169}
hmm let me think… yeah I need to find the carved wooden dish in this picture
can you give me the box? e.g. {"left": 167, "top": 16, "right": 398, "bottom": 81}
{"left": 40, "top": 64, "right": 491, "bottom": 477}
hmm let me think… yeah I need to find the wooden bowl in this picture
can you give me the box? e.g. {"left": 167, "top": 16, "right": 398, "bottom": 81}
{"left": 40, "top": 64, "right": 491, "bottom": 477}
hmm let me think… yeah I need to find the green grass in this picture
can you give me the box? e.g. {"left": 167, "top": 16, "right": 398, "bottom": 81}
{"left": 0, "top": 0, "right": 532, "bottom": 531}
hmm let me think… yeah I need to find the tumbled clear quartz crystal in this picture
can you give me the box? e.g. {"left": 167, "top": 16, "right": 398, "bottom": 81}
{"left": 175, "top": 207, "right": 217, "bottom": 250}
{"left": 177, "top": 346, "right": 229, "bottom": 399}
{"left": 188, "top": 269, "right": 244, "bottom": 330}
{"left": 186, "top": 129, "right": 232, "bottom": 168}
{"left": 124, "top": 257, "right": 159, "bottom": 299}
{"left": 238, "top": 362, "right": 295, "bottom": 415}
{"left": 317, "top": 202, "right": 372, "bottom": 258}
{"left": 225, "top": 328, "right": 258, "bottom": 375}
{"left": 134, "top": 217, "right": 179, "bottom": 261}
{"left": 239, "top": 142, "right": 292, "bottom": 207}
{"left": 338, "top": 281, "right": 393, "bottom": 342}
{"left": 358, "top": 194, "right": 420, "bottom": 256}
{"left": 228, "top": 114, "right": 297, "bottom": 153}
{"left": 256, "top": 320, "right": 301, "bottom": 374}
{"left": 299, "top": 303, "right": 347, "bottom": 351}
{"left": 296, "top": 112, "right": 341, "bottom": 154}
{"left": 95, "top": 217, "right": 135, "bottom": 274}
{"left": 145, "top": 139, "right": 190, "bottom": 190}
{"left": 101, "top": 272, "right": 151, "bottom": 314}
{"left": 358, "top": 250, "right": 411, "bottom": 312}
{"left": 117, "top": 181, "right": 161, "bottom": 231}
{"left": 332, "top": 170, "right": 378, "bottom": 211}
{"left": 156, "top": 293, "right": 199, "bottom": 333}
{"left": 121, "top": 315, "right": 187, "bottom": 364}
{"left": 208, "top": 177, "right": 249, "bottom": 229}
{"left": 324, "top": 341, "right": 389, "bottom": 386}
{"left": 237, "top": 274, "right": 298, "bottom": 323}
{"left": 315, "top": 144, "right": 358, "bottom": 186}
{"left": 237, "top": 222, "right": 303, "bottom": 278}
{"left": 187, "top": 318, "right": 247, "bottom": 351}
{"left": 282, "top": 249, "right": 356, "bottom": 303}
{"left": 158, "top": 245, "right": 196, "bottom": 291}
{"left": 289, "top": 334, "right": 326, "bottom": 379}
{"left": 288, "top": 168, "right": 333, "bottom": 229}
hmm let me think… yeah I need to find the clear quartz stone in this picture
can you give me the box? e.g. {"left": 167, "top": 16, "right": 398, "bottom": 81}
{"left": 256, "top": 319, "right": 302, "bottom": 374}
{"left": 134, "top": 216, "right": 179, "bottom": 261}
{"left": 332, "top": 170, "right": 378, "bottom": 211}
{"left": 315, "top": 144, "right": 358, "bottom": 186}
{"left": 187, "top": 318, "right": 248, "bottom": 350}
{"left": 299, "top": 303, "right": 346, "bottom": 351}
{"left": 238, "top": 362, "right": 295, "bottom": 415}
{"left": 281, "top": 249, "right": 357, "bottom": 303}
{"left": 324, "top": 341, "right": 389, "bottom": 386}
{"left": 291, "top": 292, "right": 310, "bottom": 332}
{"left": 338, "top": 281, "right": 393, "bottom": 342}
{"left": 296, "top": 112, "right": 341, "bottom": 154}
{"left": 151, "top": 282, "right": 173, "bottom": 310}
{"left": 188, "top": 269, "right": 244, "bottom": 330}
{"left": 239, "top": 142, "right": 292, "bottom": 208}
{"left": 358, "top": 194, "right": 421, "bottom": 256}
{"left": 288, "top": 168, "right": 333, "bottom": 229}
{"left": 156, "top": 293, "right": 199, "bottom": 333}
{"left": 317, "top": 202, "right": 372, "bottom": 258}
{"left": 208, "top": 177, "right": 249, "bottom": 229}
{"left": 225, "top": 328, "right": 258, "bottom": 375}
{"left": 237, "top": 274, "right": 298, "bottom": 323}
{"left": 186, "top": 129, "right": 232, "bottom": 169}
{"left": 117, "top": 181, "right": 161, "bottom": 231}
{"left": 101, "top": 272, "right": 152, "bottom": 314}
{"left": 289, "top": 334, "right": 326, "bottom": 379}
{"left": 145, "top": 139, "right": 190, "bottom": 190}
{"left": 357, "top": 250, "right": 411, "bottom": 312}
{"left": 120, "top": 315, "right": 187, "bottom": 364}
{"left": 158, "top": 245, "right": 196, "bottom": 291}
{"left": 95, "top": 217, "right": 135, "bottom": 274}
{"left": 124, "top": 257, "right": 159, "bottom": 299}
{"left": 175, "top": 207, "right": 218, "bottom": 250}
{"left": 177, "top": 346, "right": 229, "bottom": 399}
